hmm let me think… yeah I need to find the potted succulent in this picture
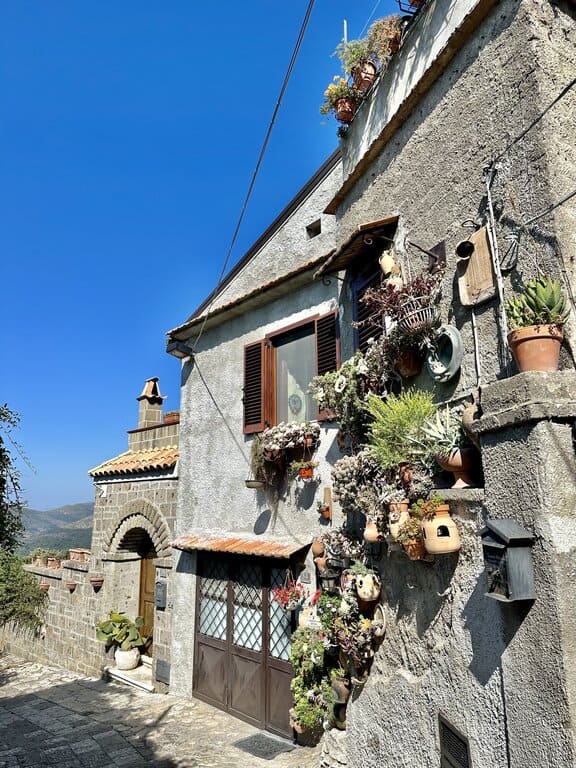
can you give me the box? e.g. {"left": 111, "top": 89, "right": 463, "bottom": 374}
{"left": 505, "top": 275, "right": 568, "bottom": 372}
{"left": 289, "top": 459, "right": 319, "bottom": 481}
{"left": 95, "top": 611, "right": 147, "bottom": 671}
{"left": 416, "top": 405, "right": 478, "bottom": 487}
{"left": 320, "top": 76, "right": 362, "bottom": 124}
{"left": 366, "top": 389, "right": 436, "bottom": 473}
{"left": 396, "top": 516, "right": 426, "bottom": 560}
{"left": 414, "top": 494, "right": 461, "bottom": 555}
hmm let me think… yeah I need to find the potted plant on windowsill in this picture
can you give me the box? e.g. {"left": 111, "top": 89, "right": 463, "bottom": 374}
{"left": 320, "top": 77, "right": 362, "bottom": 124}
{"left": 95, "top": 611, "right": 147, "bottom": 671}
{"left": 505, "top": 275, "right": 568, "bottom": 372}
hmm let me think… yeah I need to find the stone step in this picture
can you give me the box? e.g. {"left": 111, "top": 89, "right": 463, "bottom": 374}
{"left": 104, "top": 663, "right": 155, "bottom": 693}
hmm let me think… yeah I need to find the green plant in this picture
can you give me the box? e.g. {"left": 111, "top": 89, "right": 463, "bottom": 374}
{"left": 415, "top": 406, "right": 466, "bottom": 460}
{"left": 0, "top": 552, "right": 47, "bottom": 632}
{"left": 396, "top": 517, "right": 424, "bottom": 543}
{"left": 334, "top": 37, "right": 374, "bottom": 75}
{"left": 316, "top": 592, "right": 341, "bottom": 636}
{"left": 95, "top": 611, "right": 147, "bottom": 651}
{"left": 367, "top": 15, "right": 403, "bottom": 64}
{"left": 346, "top": 560, "right": 373, "bottom": 576}
{"left": 290, "top": 627, "right": 325, "bottom": 677}
{"left": 410, "top": 493, "right": 446, "bottom": 520}
{"left": 320, "top": 76, "right": 362, "bottom": 115}
{"left": 289, "top": 460, "right": 319, "bottom": 479}
{"left": 366, "top": 390, "right": 436, "bottom": 471}
{"left": 506, "top": 275, "right": 568, "bottom": 329}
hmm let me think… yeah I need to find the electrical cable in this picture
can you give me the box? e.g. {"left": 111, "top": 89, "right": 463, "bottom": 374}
{"left": 493, "top": 75, "right": 576, "bottom": 163}
{"left": 192, "top": 0, "right": 317, "bottom": 352}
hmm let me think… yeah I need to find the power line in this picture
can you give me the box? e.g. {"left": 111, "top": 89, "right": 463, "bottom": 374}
{"left": 493, "top": 75, "right": 576, "bottom": 164}
{"left": 192, "top": 0, "right": 317, "bottom": 352}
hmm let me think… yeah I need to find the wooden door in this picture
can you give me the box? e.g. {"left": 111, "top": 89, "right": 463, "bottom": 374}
{"left": 139, "top": 554, "right": 156, "bottom": 654}
{"left": 193, "top": 554, "right": 293, "bottom": 737}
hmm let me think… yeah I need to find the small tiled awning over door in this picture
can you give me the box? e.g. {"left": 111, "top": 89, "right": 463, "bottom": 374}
{"left": 171, "top": 534, "right": 307, "bottom": 559}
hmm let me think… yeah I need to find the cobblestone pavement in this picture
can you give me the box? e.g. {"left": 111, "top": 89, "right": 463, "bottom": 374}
{"left": 0, "top": 655, "right": 321, "bottom": 768}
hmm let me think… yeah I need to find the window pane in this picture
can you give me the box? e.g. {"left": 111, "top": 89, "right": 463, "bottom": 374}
{"left": 269, "top": 568, "right": 291, "bottom": 660}
{"left": 233, "top": 564, "right": 263, "bottom": 651}
{"left": 199, "top": 560, "right": 228, "bottom": 640}
{"left": 276, "top": 330, "right": 316, "bottom": 422}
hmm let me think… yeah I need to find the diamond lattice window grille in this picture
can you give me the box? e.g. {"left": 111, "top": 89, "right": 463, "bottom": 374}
{"left": 199, "top": 560, "right": 227, "bottom": 640}
{"left": 233, "top": 564, "right": 263, "bottom": 651}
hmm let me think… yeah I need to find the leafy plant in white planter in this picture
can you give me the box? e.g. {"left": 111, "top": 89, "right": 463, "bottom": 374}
{"left": 95, "top": 611, "right": 147, "bottom": 670}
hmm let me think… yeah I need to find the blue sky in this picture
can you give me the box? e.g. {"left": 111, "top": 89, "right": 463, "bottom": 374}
{"left": 1, "top": 1, "right": 395, "bottom": 509}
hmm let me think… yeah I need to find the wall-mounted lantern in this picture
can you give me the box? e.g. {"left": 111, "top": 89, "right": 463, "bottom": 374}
{"left": 166, "top": 339, "right": 195, "bottom": 359}
{"left": 479, "top": 519, "right": 535, "bottom": 602}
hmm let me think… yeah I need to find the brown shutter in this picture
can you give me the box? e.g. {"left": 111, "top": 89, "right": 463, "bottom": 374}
{"left": 315, "top": 312, "right": 339, "bottom": 421}
{"left": 315, "top": 311, "right": 339, "bottom": 376}
{"left": 354, "top": 273, "right": 382, "bottom": 353}
{"left": 243, "top": 340, "right": 265, "bottom": 434}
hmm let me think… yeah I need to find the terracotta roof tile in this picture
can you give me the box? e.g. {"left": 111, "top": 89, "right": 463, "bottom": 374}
{"left": 88, "top": 447, "right": 178, "bottom": 478}
{"left": 171, "top": 535, "right": 308, "bottom": 559}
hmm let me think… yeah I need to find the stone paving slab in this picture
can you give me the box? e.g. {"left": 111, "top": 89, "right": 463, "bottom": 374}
{"left": 0, "top": 655, "right": 321, "bottom": 767}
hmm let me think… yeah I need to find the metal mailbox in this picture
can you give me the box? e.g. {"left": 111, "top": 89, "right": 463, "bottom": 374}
{"left": 154, "top": 579, "right": 167, "bottom": 610}
{"left": 479, "top": 519, "right": 535, "bottom": 602}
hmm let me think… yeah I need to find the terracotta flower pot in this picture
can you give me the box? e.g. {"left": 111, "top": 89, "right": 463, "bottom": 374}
{"left": 39, "top": 582, "right": 50, "bottom": 592}
{"left": 331, "top": 676, "right": 351, "bottom": 704}
{"left": 363, "top": 518, "right": 380, "bottom": 543}
{"left": 422, "top": 507, "right": 461, "bottom": 555}
{"left": 403, "top": 538, "right": 427, "bottom": 560}
{"left": 311, "top": 538, "right": 325, "bottom": 557}
{"left": 508, "top": 324, "right": 563, "bottom": 372}
{"left": 352, "top": 60, "right": 377, "bottom": 94}
{"left": 335, "top": 97, "right": 357, "bottom": 124}
{"left": 298, "top": 466, "right": 314, "bottom": 480}
{"left": 388, "top": 502, "right": 410, "bottom": 542}
{"left": 436, "top": 447, "right": 477, "bottom": 488}
{"left": 89, "top": 576, "right": 104, "bottom": 592}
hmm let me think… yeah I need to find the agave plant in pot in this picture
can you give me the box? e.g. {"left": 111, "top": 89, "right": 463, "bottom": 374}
{"left": 417, "top": 405, "right": 479, "bottom": 488}
{"left": 505, "top": 275, "right": 569, "bottom": 372}
{"left": 95, "top": 611, "right": 147, "bottom": 670}
{"left": 320, "top": 76, "right": 362, "bottom": 124}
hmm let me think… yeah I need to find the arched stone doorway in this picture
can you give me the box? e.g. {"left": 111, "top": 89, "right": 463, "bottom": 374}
{"left": 115, "top": 527, "right": 157, "bottom": 652}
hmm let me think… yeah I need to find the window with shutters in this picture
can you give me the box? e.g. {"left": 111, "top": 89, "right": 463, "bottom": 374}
{"left": 243, "top": 311, "right": 339, "bottom": 433}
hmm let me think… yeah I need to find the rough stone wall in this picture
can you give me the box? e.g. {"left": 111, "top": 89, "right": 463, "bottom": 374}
{"left": 128, "top": 422, "right": 179, "bottom": 451}
{"left": 317, "top": 0, "right": 576, "bottom": 765}
{"left": 3, "top": 475, "right": 178, "bottom": 687}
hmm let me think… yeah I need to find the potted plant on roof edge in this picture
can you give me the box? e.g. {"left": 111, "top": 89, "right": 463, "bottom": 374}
{"left": 320, "top": 77, "right": 362, "bottom": 124}
{"left": 334, "top": 38, "right": 378, "bottom": 94}
{"left": 505, "top": 275, "right": 568, "bottom": 372}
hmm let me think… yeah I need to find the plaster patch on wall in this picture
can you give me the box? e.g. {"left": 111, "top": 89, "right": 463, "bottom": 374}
{"left": 549, "top": 515, "right": 576, "bottom": 553}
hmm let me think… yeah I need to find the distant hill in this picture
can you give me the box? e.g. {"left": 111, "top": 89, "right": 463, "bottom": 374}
{"left": 19, "top": 502, "right": 94, "bottom": 555}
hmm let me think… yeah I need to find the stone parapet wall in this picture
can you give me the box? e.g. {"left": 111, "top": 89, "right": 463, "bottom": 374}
{"left": 128, "top": 423, "right": 179, "bottom": 451}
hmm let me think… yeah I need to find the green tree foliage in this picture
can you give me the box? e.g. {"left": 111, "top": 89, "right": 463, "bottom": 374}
{"left": 0, "top": 551, "right": 46, "bottom": 631}
{"left": 0, "top": 404, "right": 46, "bottom": 631}
{"left": 0, "top": 404, "right": 25, "bottom": 552}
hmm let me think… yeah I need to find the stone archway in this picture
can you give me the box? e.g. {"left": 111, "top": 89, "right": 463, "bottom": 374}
{"left": 103, "top": 499, "right": 172, "bottom": 559}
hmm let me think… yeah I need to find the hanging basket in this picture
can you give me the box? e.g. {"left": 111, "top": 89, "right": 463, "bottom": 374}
{"left": 399, "top": 298, "right": 440, "bottom": 333}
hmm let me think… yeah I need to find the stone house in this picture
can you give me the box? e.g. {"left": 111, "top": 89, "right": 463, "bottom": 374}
{"left": 7, "top": 378, "right": 178, "bottom": 690}
{"left": 165, "top": 0, "right": 576, "bottom": 765}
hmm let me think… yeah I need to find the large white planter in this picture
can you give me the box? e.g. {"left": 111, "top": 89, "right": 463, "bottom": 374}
{"left": 114, "top": 647, "right": 140, "bottom": 670}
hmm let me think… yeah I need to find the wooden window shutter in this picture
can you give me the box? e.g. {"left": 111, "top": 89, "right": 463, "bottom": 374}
{"left": 315, "top": 312, "right": 339, "bottom": 421}
{"left": 243, "top": 340, "right": 265, "bottom": 434}
{"left": 353, "top": 272, "right": 382, "bottom": 353}
{"left": 315, "top": 311, "right": 339, "bottom": 376}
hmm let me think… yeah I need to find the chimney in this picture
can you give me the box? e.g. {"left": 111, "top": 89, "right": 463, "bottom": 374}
{"left": 137, "top": 378, "right": 165, "bottom": 428}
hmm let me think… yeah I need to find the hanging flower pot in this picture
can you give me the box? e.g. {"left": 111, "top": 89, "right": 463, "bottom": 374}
{"left": 89, "top": 575, "right": 104, "bottom": 592}
{"left": 299, "top": 466, "right": 314, "bottom": 480}
{"left": 245, "top": 478, "right": 265, "bottom": 489}
{"left": 335, "top": 97, "right": 357, "bottom": 124}
{"left": 66, "top": 581, "right": 78, "bottom": 593}
{"left": 352, "top": 60, "right": 377, "bottom": 93}
{"left": 387, "top": 502, "right": 410, "bottom": 542}
{"left": 422, "top": 506, "right": 461, "bottom": 555}
{"left": 363, "top": 518, "right": 380, "bottom": 543}
{"left": 355, "top": 573, "right": 381, "bottom": 602}
{"left": 39, "top": 582, "right": 50, "bottom": 592}
{"left": 403, "top": 538, "right": 427, "bottom": 560}
{"left": 436, "top": 447, "right": 477, "bottom": 488}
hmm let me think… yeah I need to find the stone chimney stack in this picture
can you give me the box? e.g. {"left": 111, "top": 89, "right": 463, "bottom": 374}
{"left": 137, "top": 378, "right": 165, "bottom": 428}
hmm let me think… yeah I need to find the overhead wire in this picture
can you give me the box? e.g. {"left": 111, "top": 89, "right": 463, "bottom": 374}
{"left": 192, "top": 0, "right": 317, "bottom": 352}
